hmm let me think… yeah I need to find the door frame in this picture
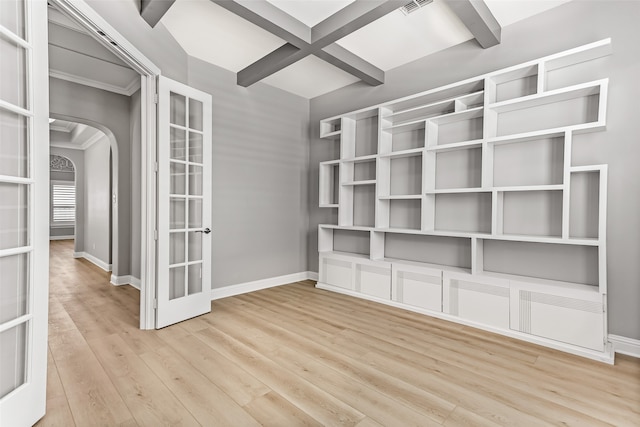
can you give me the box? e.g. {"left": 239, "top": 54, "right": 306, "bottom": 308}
{"left": 50, "top": 0, "right": 161, "bottom": 329}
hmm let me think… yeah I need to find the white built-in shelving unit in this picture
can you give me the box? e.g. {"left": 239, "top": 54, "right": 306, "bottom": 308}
{"left": 316, "top": 39, "right": 613, "bottom": 362}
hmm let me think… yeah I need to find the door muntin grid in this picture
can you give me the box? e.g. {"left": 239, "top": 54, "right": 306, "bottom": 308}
{"left": 168, "top": 92, "right": 204, "bottom": 300}
{"left": 0, "top": 0, "right": 33, "bottom": 400}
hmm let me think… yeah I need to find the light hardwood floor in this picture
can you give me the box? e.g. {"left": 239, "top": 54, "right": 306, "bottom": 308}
{"left": 37, "top": 239, "right": 639, "bottom": 426}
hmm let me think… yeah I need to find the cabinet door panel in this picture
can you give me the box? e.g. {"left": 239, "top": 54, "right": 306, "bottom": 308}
{"left": 444, "top": 272, "right": 510, "bottom": 329}
{"left": 510, "top": 283, "right": 604, "bottom": 351}
{"left": 355, "top": 263, "right": 391, "bottom": 300}
{"left": 320, "top": 256, "right": 353, "bottom": 290}
{"left": 392, "top": 264, "right": 442, "bottom": 312}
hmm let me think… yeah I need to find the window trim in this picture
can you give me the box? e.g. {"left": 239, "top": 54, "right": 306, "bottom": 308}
{"left": 51, "top": 180, "right": 76, "bottom": 227}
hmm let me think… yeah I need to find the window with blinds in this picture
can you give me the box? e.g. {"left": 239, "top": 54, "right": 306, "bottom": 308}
{"left": 52, "top": 183, "right": 75, "bottom": 223}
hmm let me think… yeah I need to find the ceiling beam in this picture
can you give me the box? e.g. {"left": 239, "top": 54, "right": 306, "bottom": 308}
{"left": 445, "top": 0, "right": 501, "bottom": 48}
{"left": 211, "top": 0, "right": 310, "bottom": 46}
{"left": 140, "top": 0, "right": 176, "bottom": 28}
{"left": 317, "top": 44, "right": 385, "bottom": 86}
{"left": 212, "top": 0, "right": 404, "bottom": 87}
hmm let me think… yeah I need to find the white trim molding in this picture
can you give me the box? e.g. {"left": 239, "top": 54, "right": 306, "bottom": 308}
{"left": 49, "top": 70, "right": 140, "bottom": 97}
{"left": 609, "top": 335, "right": 640, "bottom": 359}
{"left": 110, "top": 275, "right": 141, "bottom": 290}
{"left": 211, "top": 271, "right": 317, "bottom": 300}
{"left": 49, "top": 235, "right": 74, "bottom": 240}
{"left": 73, "top": 251, "right": 112, "bottom": 272}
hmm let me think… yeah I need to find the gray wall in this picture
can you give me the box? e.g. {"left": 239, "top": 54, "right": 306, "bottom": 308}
{"left": 83, "top": 137, "right": 111, "bottom": 265}
{"left": 130, "top": 89, "right": 142, "bottom": 279}
{"left": 187, "top": 57, "right": 310, "bottom": 288}
{"left": 50, "top": 77, "right": 132, "bottom": 277}
{"left": 50, "top": 145, "right": 84, "bottom": 249}
{"left": 308, "top": 1, "right": 640, "bottom": 340}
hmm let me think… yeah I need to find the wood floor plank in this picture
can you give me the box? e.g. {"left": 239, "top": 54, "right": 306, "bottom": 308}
{"left": 209, "top": 297, "right": 456, "bottom": 424}
{"left": 34, "top": 349, "right": 76, "bottom": 427}
{"left": 196, "top": 327, "right": 367, "bottom": 426}
{"left": 48, "top": 329, "right": 135, "bottom": 426}
{"left": 88, "top": 334, "right": 201, "bottom": 427}
{"left": 157, "top": 332, "right": 271, "bottom": 407}
{"left": 38, "top": 241, "right": 640, "bottom": 427}
{"left": 242, "top": 391, "right": 324, "bottom": 427}
{"left": 139, "top": 345, "right": 262, "bottom": 426}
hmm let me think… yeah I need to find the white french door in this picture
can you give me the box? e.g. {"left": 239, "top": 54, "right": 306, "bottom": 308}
{"left": 0, "top": 0, "right": 50, "bottom": 426}
{"left": 157, "top": 77, "right": 212, "bottom": 328}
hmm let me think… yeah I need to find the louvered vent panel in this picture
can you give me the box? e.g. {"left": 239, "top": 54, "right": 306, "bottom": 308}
{"left": 400, "top": 0, "right": 433, "bottom": 16}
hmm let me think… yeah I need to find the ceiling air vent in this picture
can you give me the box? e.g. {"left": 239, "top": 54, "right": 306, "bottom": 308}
{"left": 400, "top": 0, "right": 434, "bottom": 15}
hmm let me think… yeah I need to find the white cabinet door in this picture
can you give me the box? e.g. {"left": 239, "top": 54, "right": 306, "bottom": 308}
{"left": 0, "top": 0, "right": 50, "bottom": 425}
{"left": 355, "top": 260, "right": 391, "bottom": 300}
{"left": 510, "top": 281, "right": 605, "bottom": 351}
{"left": 392, "top": 263, "right": 442, "bottom": 312}
{"left": 319, "top": 254, "right": 353, "bottom": 290}
{"left": 443, "top": 272, "right": 510, "bottom": 329}
{"left": 157, "top": 77, "right": 212, "bottom": 328}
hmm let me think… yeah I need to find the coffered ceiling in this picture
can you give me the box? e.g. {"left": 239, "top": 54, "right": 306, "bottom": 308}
{"left": 159, "top": 0, "right": 571, "bottom": 98}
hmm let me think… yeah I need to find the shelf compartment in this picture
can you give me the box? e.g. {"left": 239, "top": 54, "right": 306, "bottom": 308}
{"left": 434, "top": 147, "right": 482, "bottom": 190}
{"left": 569, "top": 169, "right": 602, "bottom": 239}
{"left": 332, "top": 228, "right": 371, "bottom": 256}
{"left": 499, "top": 190, "right": 563, "bottom": 238}
{"left": 492, "top": 133, "right": 565, "bottom": 187}
{"left": 455, "top": 91, "right": 485, "bottom": 111}
{"left": 488, "top": 64, "right": 538, "bottom": 104}
{"left": 489, "top": 80, "right": 606, "bottom": 138}
{"left": 385, "top": 233, "right": 471, "bottom": 269}
{"left": 543, "top": 38, "right": 612, "bottom": 92}
{"left": 434, "top": 192, "right": 492, "bottom": 234}
{"left": 426, "top": 139, "right": 483, "bottom": 153}
{"left": 428, "top": 108, "right": 484, "bottom": 147}
{"left": 389, "top": 154, "right": 422, "bottom": 196}
{"left": 319, "top": 161, "right": 340, "bottom": 207}
{"left": 320, "top": 118, "right": 342, "bottom": 139}
{"left": 385, "top": 79, "right": 484, "bottom": 116}
{"left": 355, "top": 115, "right": 379, "bottom": 157}
{"left": 379, "top": 147, "right": 424, "bottom": 159}
{"left": 353, "top": 185, "right": 376, "bottom": 227}
{"left": 389, "top": 199, "right": 421, "bottom": 230}
{"left": 387, "top": 101, "right": 455, "bottom": 125}
{"left": 482, "top": 240, "right": 599, "bottom": 285}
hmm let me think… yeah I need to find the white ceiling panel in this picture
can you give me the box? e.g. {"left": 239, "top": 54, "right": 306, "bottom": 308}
{"left": 162, "top": 0, "right": 286, "bottom": 72}
{"left": 266, "top": 0, "right": 355, "bottom": 27}
{"left": 485, "top": 0, "right": 572, "bottom": 27}
{"left": 335, "top": 0, "right": 474, "bottom": 71}
{"left": 261, "top": 54, "right": 360, "bottom": 98}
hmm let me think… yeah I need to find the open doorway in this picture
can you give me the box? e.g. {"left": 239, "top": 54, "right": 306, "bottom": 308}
{"left": 49, "top": 121, "right": 113, "bottom": 272}
{"left": 46, "top": 1, "right": 160, "bottom": 329}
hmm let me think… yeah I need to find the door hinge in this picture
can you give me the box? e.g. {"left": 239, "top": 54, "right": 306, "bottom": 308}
{"left": 154, "top": 93, "right": 159, "bottom": 104}
{"left": 153, "top": 299, "right": 158, "bottom": 309}
{"left": 154, "top": 230, "right": 158, "bottom": 240}
{"left": 154, "top": 162, "right": 159, "bottom": 172}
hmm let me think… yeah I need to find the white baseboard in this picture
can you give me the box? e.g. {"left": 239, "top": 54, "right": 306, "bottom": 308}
{"left": 110, "top": 275, "right": 141, "bottom": 290}
{"left": 50, "top": 235, "right": 75, "bottom": 241}
{"left": 609, "top": 335, "right": 640, "bottom": 358}
{"left": 73, "top": 251, "right": 112, "bottom": 272}
{"left": 211, "top": 271, "right": 317, "bottom": 300}
{"left": 307, "top": 271, "right": 319, "bottom": 281}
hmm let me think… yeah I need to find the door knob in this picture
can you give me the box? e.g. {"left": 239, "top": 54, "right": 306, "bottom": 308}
{"left": 196, "top": 228, "right": 211, "bottom": 234}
